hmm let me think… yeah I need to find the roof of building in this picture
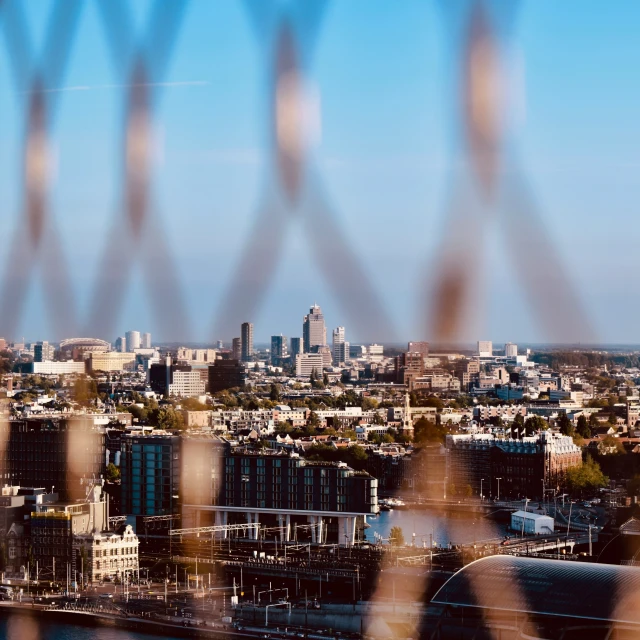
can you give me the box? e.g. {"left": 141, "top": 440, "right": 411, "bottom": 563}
{"left": 431, "top": 555, "right": 640, "bottom": 624}
{"left": 510, "top": 510, "right": 554, "bottom": 521}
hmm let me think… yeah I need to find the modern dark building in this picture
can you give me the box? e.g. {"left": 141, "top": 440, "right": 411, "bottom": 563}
{"left": 241, "top": 322, "right": 253, "bottom": 362}
{"left": 270, "top": 335, "right": 288, "bottom": 366}
{"left": 0, "top": 418, "right": 106, "bottom": 501}
{"left": 290, "top": 337, "right": 302, "bottom": 360}
{"left": 208, "top": 359, "right": 246, "bottom": 393}
{"left": 183, "top": 449, "right": 378, "bottom": 546}
{"left": 120, "top": 434, "right": 181, "bottom": 516}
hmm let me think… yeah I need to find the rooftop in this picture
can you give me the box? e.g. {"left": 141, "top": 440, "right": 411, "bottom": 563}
{"left": 432, "top": 556, "right": 640, "bottom": 625}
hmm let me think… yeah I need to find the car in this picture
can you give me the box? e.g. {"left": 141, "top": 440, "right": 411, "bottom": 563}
{"left": 100, "top": 594, "right": 113, "bottom": 599}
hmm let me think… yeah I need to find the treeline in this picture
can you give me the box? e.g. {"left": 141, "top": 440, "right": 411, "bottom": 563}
{"left": 531, "top": 351, "right": 640, "bottom": 370}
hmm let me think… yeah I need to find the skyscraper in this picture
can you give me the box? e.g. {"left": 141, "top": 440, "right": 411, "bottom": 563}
{"left": 241, "top": 322, "right": 254, "bottom": 361}
{"left": 115, "top": 336, "right": 127, "bottom": 353}
{"left": 332, "top": 327, "right": 348, "bottom": 365}
{"left": 504, "top": 342, "right": 518, "bottom": 358}
{"left": 142, "top": 332, "right": 152, "bottom": 349}
{"left": 232, "top": 338, "right": 242, "bottom": 361}
{"left": 126, "top": 330, "right": 141, "bottom": 351}
{"left": 303, "top": 304, "right": 326, "bottom": 353}
{"left": 271, "top": 335, "right": 288, "bottom": 365}
{"left": 290, "top": 337, "right": 302, "bottom": 360}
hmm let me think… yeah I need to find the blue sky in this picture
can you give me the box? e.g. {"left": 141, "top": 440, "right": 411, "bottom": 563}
{"left": 1, "top": 0, "right": 639, "bottom": 345}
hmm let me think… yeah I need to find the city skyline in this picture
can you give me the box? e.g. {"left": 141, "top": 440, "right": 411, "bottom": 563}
{"left": 1, "top": 1, "right": 638, "bottom": 343}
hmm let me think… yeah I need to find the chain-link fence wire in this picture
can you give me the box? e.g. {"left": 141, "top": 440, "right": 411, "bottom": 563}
{"left": 0, "top": 1, "right": 605, "bottom": 637}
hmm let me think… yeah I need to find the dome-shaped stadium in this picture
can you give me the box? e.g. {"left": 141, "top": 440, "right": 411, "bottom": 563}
{"left": 59, "top": 337, "right": 111, "bottom": 358}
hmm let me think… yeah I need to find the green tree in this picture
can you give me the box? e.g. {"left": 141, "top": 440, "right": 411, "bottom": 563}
{"left": 389, "top": 526, "right": 405, "bottom": 546}
{"left": 74, "top": 376, "right": 98, "bottom": 406}
{"left": 106, "top": 463, "right": 121, "bottom": 483}
{"left": 275, "top": 421, "right": 293, "bottom": 435}
{"left": 413, "top": 417, "right": 447, "bottom": 444}
{"left": 362, "top": 397, "right": 379, "bottom": 411}
{"left": 269, "top": 384, "right": 281, "bottom": 402}
{"left": 557, "top": 414, "right": 574, "bottom": 437}
{"left": 308, "top": 411, "right": 321, "bottom": 429}
{"left": 576, "top": 414, "right": 591, "bottom": 438}
{"left": 524, "top": 415, "right": 548, "bottom": 435}
{"left": 512, "top": 413, "right": 525, "bottom": 437}
{"left": 588, "top": 413, "right": 601, "bottom": 433}
{"left": 565, "top": 456, "right": 608, "bottom": 495}
{"left": 149, "top": 407, "right": 185, "bottom": 431}
{"left": 181, "top": 397, "right": 209, "bottom": 411}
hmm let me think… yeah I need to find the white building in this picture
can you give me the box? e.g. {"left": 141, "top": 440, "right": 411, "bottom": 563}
{"left": 141, "top": 332, "right": 152, "bottom": 349}
{"left": 504, "top": 342, "right": 518, "bottom": 358}
{"left": 295, "top": 353, "right": 324, "bottom": 378}
{"left": 169, "top": 370, "right": 206, "bottom": 397}
{"left": 510, "top": 511, "right": 554, "bottom": 535}
{"left": 115, "top": 336, "right": 127, "bottom": 353}
{"left": 332, "top": 327, "right": 347, "bottom": 365}
{"left": 125, "top": 330, "right": 141, "bottom": 351}
{"left": 32, "top": 361, "right": 85, "bottom": 375}
{"left": 477, "top": 341, "right": 493, "bottom": 357}
{"left": 74, "top": 524, "right": 139, "bottom": 584}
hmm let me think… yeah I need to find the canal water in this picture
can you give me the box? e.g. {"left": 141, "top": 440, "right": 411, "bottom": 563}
{"left": 366, "top": 507, "right": 508, "bottom": 547}
{"left": 0, "top": 616, "right": 177, "bottom": 640}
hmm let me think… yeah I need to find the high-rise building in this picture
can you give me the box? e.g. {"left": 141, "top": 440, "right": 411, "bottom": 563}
{"left": 141, "top": 332, "right": 152, "bottom": 349}
{"left": 241, "top": 322, "right": 254, "bottom": 362}
{"left": 271, "top": 335, "right": 288, "bottom": 365}
{"left": 121, "top": 433, "right": 181, "bottom": 516}
{"left": 216, "top": 340, "right": 224, "bottom": 349}
{"left": 332, "top": 327, "right": 347, "bottom": 365}
{"left": 303, "top": 304, "right": 326, "bottom": 353}
{"left": 126, "top": 330, "right": 141, "bottom": 351}
{"left": 477, "top": 341, "right": 493, "bottom": 357}
{"left": 232, "top": 337, "right": 242, "bottom": 361}
{"left": 295, "top": 353, "right": 324, "bottom": 378}
{"left": 504, "top": 342, "right": 518, "bottom": 358}
{"left": 208, "top": 360, "right": 246, "bottom": 392}
{"left": 115, "top": 336, "right": 127, "bottom": 353}
{"left": 290, "top": 337, "right": 302, "bottom": 360}
{"left": 408, "top": 341, "right": 429, "bottom": 356}
{"left": 34, "top": 341, "right": 54, "bottom": 362}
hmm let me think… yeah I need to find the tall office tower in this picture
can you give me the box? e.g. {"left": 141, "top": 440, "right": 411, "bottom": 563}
{"left": 504, "top": 342, "right": 518, "bottom": 358}
{"left": 303, "top": 304, "right": 326, "bottom": 353}
{"left": 477, "top": 341, "right": 493, "bottom": 357}
{"left": 270, "top": 335, "right": 288, "bottom": 365}
{"left": 115, "top": 336, "right": 127, "bottom": 353}
{"left": 34, "top": 341, "right": 53, "bottom": 362}
{"left": 232, "top": 337, "right": 242, "bottom": 361}
{"left": 408, "top": 341, "right": 429, "bottom": 356}
{"left": 126, "top": 330, "right": 141, "bottom": 351}
{"left": 241, "top": 322, "right": 254, "bottom": 361}
{"left": 290, "top": 337, "right": 302, "bottom": 360}
{"left": 332, "top": 327, "right": 347, "bottom": 365}
{"left": 141, "top": 332, "right": 152, "bottom": 349}
{"left": 216, "top": 340, "right": 224, "bottom": 349}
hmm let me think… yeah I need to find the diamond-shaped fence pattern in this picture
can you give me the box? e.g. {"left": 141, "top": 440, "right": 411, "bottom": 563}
{"left": 0, "top": 0, "right": 590, "bottom": 345}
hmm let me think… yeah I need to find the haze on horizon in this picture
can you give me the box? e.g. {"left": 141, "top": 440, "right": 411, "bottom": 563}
{"left": 1, "top": 0, "right": 638, "bottom": 345}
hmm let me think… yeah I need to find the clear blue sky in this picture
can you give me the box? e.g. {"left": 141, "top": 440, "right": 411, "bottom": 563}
{"left": 1, "top": 0, "right": 639, "bottom": 345}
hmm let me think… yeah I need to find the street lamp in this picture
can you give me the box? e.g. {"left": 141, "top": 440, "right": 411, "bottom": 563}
{"left": 496, "top": 478, "right": 502, "bottom": 501}
{"left": 480, "top": 478, "right": 485, "bottom": 501}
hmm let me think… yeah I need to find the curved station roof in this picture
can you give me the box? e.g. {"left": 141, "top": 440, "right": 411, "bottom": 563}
{"left": 432, "top": 555, "right": 640, "bottom": 625}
